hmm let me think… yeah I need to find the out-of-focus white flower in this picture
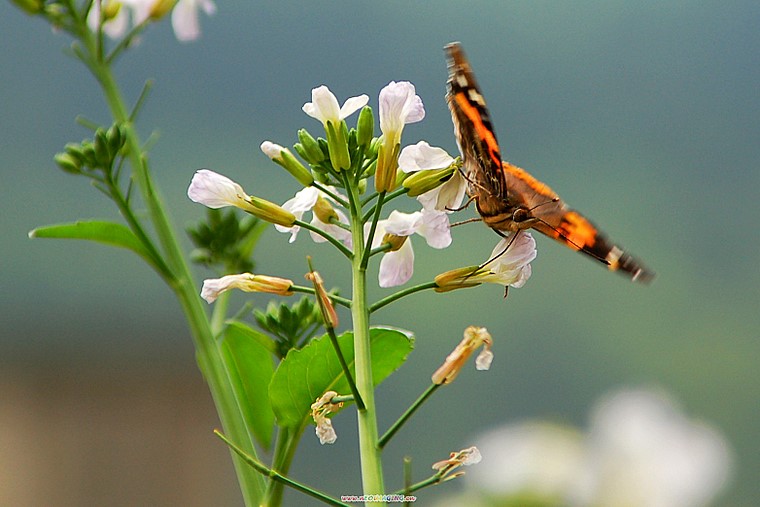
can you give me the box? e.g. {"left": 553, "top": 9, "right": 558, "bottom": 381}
{"left": 171, "top": 0, "right": 216, "bottom": 41}
{"left": 87, "top": 0, "right": 214, "bottom": 41}
{"left": 399, "top": 141, "right": 466, "bottom": 212}
{"left": 373, "top": 209, "right": 451, "bottom": 288}
{"left": 275, "top": 186, "right": 351, "bottom": 246}
{"left": 570, "top": 389, "right": 733, "bottom": 507}
{"left": 441, "top": 388, "right": 732, "bottom": 507}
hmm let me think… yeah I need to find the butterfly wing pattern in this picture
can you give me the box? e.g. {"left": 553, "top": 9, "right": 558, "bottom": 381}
{"left": 444, "top": 42, "right": 654, "bottom": 283}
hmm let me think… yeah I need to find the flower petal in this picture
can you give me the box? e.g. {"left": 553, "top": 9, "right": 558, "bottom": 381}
{"left": 303, "top": 85, "right": 341, "bottom": 124}
{"left": 384, "top": 210, "right": 422, "bottom": 237}
{"left": 379, "top": 81, "right": 425, "bottom": 136}
{"left": 187, "top": 169, "right": 246, "bottom": 208}
{"left": 415, "top": 209, "right": 452, "bottom": 249}
{"left": 398, "top": 141, "right": 455, "bottom": 173}
{"left": 379, "top": 240, "right": 414, "bottom": 288}
{"left": 338, "top": 94, "right": 370, "bottom": 120}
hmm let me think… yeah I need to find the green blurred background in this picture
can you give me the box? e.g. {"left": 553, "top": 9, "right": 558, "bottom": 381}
{"left": 1, "top": 1, "right": 758, "bottom": 505}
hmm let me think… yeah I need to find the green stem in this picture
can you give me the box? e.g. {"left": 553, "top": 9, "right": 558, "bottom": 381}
{"left": 296, "top": 219, "right": 353, "bottom": 259}
{"left": 370, "top": 282, "right": 438, "bottom": 313}
{"left": 378, "top": 384, "right": 440, "bottom": 449}
{"left": 216, "top": 430, "right": 347, "bottom": 507}
{"left": 325, "top": 326, "right": 365, "bottom": 410}
{"left": 289, "top": 285, "right": 352, "bottom": 309}
{"left": 345, "top": 172, "right": 385, "bottom": 501}
{"left": 264, "top": 424, "right": 306, "bottom": 507}
{"left": 78, "top": 28, "right": 264, "bottom": 505}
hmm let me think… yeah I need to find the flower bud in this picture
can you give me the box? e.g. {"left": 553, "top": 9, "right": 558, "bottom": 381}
{"left": 304, "top": 269, "right": 338, "bottom": 329}
{"left": 94, "top": 128, "right": 111, "bottom": 167}
{"left": 325, "top": 120, "right": 351, "bottom": 171}
{"left": 296, "top": 129, "right": 325, "bottom": 164}
{"left": 356, "top": 106, "right": 374, "bottom": 147}
{"left": 261, "top": 141, "right": 314, "bottom": 187}
{"left": 54, "top": 152, "right": 81, "bottom": 174}
{"left": 102, "top": 0, "right": 121, "bottom": 21}
{"left": 10, "top": 0, "right": 43, "bottom": 14}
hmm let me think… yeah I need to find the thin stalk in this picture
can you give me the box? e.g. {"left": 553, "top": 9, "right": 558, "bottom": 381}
{"left": 370, "top": 282, "right": 438, "bottom": 313}
{"left": 264, "top": 424, "right": 306, "bottom": 507}
{"left": 378, "top": 384, "right": 441, "bottom": 449}
{"left": 78, "top": 29, "right": 264, "bottom": 504}
{"left": 289, "top": 285, "right": 352, "bottom": 309}
{"left": 216, "top": 430, "right": 348, "bottom": 507}
{"left": 296, "top": 219, "right": 353, "bottom": 259}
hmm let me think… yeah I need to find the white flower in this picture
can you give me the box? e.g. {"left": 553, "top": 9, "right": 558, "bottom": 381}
{"left": 432, "top": 326, "right": 493, "bottom": 385}
{"left": 379, "top": 81, "right": 425, "bottom": 139}
{"left": 171, "top": 0, "right": 215, "bottom": 42}
{"left": 302, "top": 85, "right": 369, "bottom": 126}
{"left": 399, "top": 141, "right": 466, "bottom": 212}
{"left": 87, "top": 0, "right": 214, "bottom": 41}
{"left": 481, "top": 232, "right": 537, "bottom": 288}
{"left": 374, "top": 209, "right": 452, "bottom": 288}
{"left": 87, "top": 0, "right": 132, "bottom": 38}
{"left": 571, "top": 389, "right": 733, "bottom": 507}
{"left": 275, "top": 186, "right": 351, "bottom": 246}
{"left": 200, "top": 273, "right": 293, "bottom": 303}
{"left": 187, "top": 169, "right": 247, "bottom": 208}
{"left": 469, "top": 422, "right": 585, "bottom": 500}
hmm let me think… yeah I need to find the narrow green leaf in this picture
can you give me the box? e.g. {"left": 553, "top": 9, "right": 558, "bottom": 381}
{"left": 29, "top": 221, "right": 153, "bottom": 263}
{"left": 221, "top": 322, "right": 276, "bottom": 449}
{"left": 269, "top": 326, "right": 414, "bottom": 428}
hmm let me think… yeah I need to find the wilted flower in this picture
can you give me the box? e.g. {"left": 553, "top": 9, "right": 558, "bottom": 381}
{"left": 432, "top": 446, "right": 483, "bottom": 480}
{"left": 200, "top": 273, "right": 293, "bottom": 303}
{"left": 311, "top": 391, "right": 343, "bottom": 445}
{"left": 432, "top": 326, "right": 493, "bottom": 385}
{"left": 375, "top": 81, "right": 425, "bottom": 192}
{"left": 274, "top": 186, "right": 351, "bottom": 246}
{"left": 171, "top": 0, "right": 216, "bottom": 42}
{"left": 373, "top": 209, "right": 451, "bottom": 288}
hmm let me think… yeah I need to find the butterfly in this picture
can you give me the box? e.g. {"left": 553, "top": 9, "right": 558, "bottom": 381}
{"left": 445, "top": 42, "right": 654, "bottom": 283}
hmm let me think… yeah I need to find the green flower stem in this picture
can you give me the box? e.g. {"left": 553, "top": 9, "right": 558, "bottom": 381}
{"left": 344, "top": 172, "right": 385, "bottom": 500}
{"left": 325, "top": 326, "right": 365, "bottom": 410}
{"left": 295, "top": 219, "right": 353, "bottom": 259}
{"left": 77, "top": 27, "right": 264, "bottom": 505}
{"left": 289, "top": 285, "right": 352, "bottom": 309}
{"left": 360, "top": 191, "right": 385, "bottom": 270}
{"left": 361, "top": 186, "right": 409, "bottom": 221}
{"left": 378, "top": 383, "right": 440, "bottom": 449}
{"left": 313, "top": 181, "right": 349, "bottom": 208}
{"left": 369, "top": 282, "right": 438, "bottom": 313}
{"left": 264, "top": 424, "right": 306, "bottom": 507}
{"left": 391, "top": 474, "right": 446, "bottom": 496}
{"left": 215, "top": 430, "right": 348, "bottom": 507}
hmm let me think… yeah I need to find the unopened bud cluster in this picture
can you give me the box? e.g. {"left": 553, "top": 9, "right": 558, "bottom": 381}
{"left": 55, "top": 123, "right": 127, "bottom": 175}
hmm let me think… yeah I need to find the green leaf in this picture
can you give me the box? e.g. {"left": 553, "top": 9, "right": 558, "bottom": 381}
{"left": 269, "top": 326, "right": 414, "bottom": 428}
{"left": 29, "top": 221, "right": 153, "bottom": 264}
{"left": 221, "top": 321, "right": 276, "bottom": 449}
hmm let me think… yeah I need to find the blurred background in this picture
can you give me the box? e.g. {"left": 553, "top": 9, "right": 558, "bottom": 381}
{"left": 1, "top": 1, "right": 758, "bottom": 505}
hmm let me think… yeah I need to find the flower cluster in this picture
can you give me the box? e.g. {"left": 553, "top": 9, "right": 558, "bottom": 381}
{"left": 187, "top": 81, "right": 536, "bottom": 297}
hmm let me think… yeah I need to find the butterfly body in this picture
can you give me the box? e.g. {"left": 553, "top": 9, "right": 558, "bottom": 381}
{"left": 445, "top": 42, "right": 654, "bottom": 283}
